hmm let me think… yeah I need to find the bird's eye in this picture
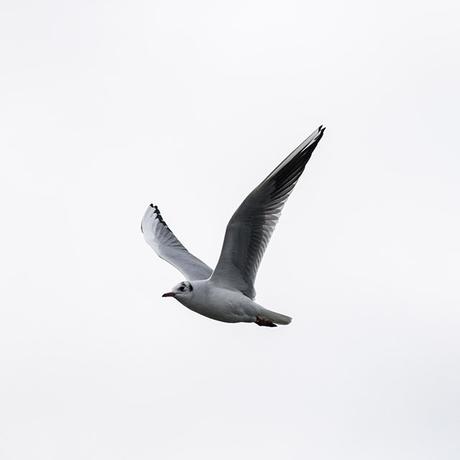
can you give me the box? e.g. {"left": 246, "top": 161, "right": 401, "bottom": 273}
{"left": 179, "top": 286, "right": 185, "bottom": 292}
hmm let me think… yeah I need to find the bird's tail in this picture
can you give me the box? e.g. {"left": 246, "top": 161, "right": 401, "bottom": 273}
{"left": 258, "top": 307, "right": 292, "bottom": 326}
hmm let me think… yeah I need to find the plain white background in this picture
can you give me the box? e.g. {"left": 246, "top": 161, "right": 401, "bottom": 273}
{"left": 1, "top": 1, "right": 459, "bottom": 459}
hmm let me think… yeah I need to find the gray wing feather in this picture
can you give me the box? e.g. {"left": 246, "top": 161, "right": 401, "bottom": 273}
{"left": 210, "top": 126, "right": 325, "bottom": 299}
{"left": 141, "top": 204, "right": 213, "bottom": 281}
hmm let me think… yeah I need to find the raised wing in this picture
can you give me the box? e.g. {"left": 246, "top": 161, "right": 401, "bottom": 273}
{"left": 211, "top": 126, "right": 325, "bottom": 299}
{"left": 141, "top": 204, "right": 213, "bottom": 281}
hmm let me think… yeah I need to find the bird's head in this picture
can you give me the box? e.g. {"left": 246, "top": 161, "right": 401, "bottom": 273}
{"left": 162, "top": 281, "right": 194, "bottom": 300}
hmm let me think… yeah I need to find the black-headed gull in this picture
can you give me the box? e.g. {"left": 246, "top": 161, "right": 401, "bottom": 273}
{"left": 141, "top": 126, "right": 325, "bottom": 327}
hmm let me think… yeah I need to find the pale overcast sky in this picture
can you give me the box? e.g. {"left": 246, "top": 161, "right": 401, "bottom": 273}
{"left": 1, "top": 1, "right": 459, "bottom": 459}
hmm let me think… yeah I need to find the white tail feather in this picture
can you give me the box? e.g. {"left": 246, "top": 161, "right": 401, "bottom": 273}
{"left": 259, "top": 308, "right": 292, "bottom": 325}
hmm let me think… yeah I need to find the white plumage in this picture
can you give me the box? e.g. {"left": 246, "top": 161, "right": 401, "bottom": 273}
{"left": 141, "top": 126, "right": 325, "bottom": 327}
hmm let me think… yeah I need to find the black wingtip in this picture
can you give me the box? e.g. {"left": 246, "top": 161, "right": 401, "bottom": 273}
{"left": 316, "top": 125, "right": 326, "bottom": 141}
{"left": 151, "top": 205, "right": 165, "bottom": 224}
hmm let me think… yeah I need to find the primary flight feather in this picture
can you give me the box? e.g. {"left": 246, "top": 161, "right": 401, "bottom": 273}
{"left": 141, "top": 125, "right": 325, "bottom": 327}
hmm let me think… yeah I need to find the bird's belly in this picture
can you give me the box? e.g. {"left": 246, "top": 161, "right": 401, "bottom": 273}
{"left": 181, "top": 295, "right": 256, "bottom": 323}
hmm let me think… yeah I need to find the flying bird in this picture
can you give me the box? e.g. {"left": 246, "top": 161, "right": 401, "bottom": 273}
{"left": 141, "top": 126, "right": 325, "bottom": 327}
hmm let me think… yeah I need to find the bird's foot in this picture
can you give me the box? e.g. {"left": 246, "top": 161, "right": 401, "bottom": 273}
{"left": 255, "top": 316, "right": 277, "bottom": 327}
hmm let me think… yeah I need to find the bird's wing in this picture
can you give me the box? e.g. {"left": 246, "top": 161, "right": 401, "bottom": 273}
{"left": 141, "top": 204, "right": 213, "bottom": 281}
{"left": 210, "top": 126, "right": 325, "bottom": 299}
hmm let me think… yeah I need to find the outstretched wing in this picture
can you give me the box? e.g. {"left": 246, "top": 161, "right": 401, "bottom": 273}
{"left": 141, "top": 204, "right": 213, "bottom": 281}
{"left": 211, "top": 126, "right": 325, "bottom": 299}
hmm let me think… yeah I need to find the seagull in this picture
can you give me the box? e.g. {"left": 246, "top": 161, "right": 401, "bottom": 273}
{"left": 141, "top": 126, "right": 325, "bottom": 327}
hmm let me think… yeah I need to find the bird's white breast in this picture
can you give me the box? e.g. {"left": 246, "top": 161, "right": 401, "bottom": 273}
{"left": 177, "top": 280, "right": 257, "bottom": 323}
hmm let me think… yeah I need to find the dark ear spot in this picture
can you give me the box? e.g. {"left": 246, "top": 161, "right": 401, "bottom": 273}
{"left": 188, "top": 282, "right": 193, "bottom": 292}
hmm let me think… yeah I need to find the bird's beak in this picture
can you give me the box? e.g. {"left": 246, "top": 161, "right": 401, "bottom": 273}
{"left": 162, "top": 292, "right": 176, "bottom": 298}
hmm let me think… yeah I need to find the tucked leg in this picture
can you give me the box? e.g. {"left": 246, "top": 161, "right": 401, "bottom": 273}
{"left": 255, "top": 316, "right": 277, "bottom": 327}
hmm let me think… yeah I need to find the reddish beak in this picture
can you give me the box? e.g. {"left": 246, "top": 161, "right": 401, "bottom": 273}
{"left": 162, "top": 292, "right": 175, "bottom": 298}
